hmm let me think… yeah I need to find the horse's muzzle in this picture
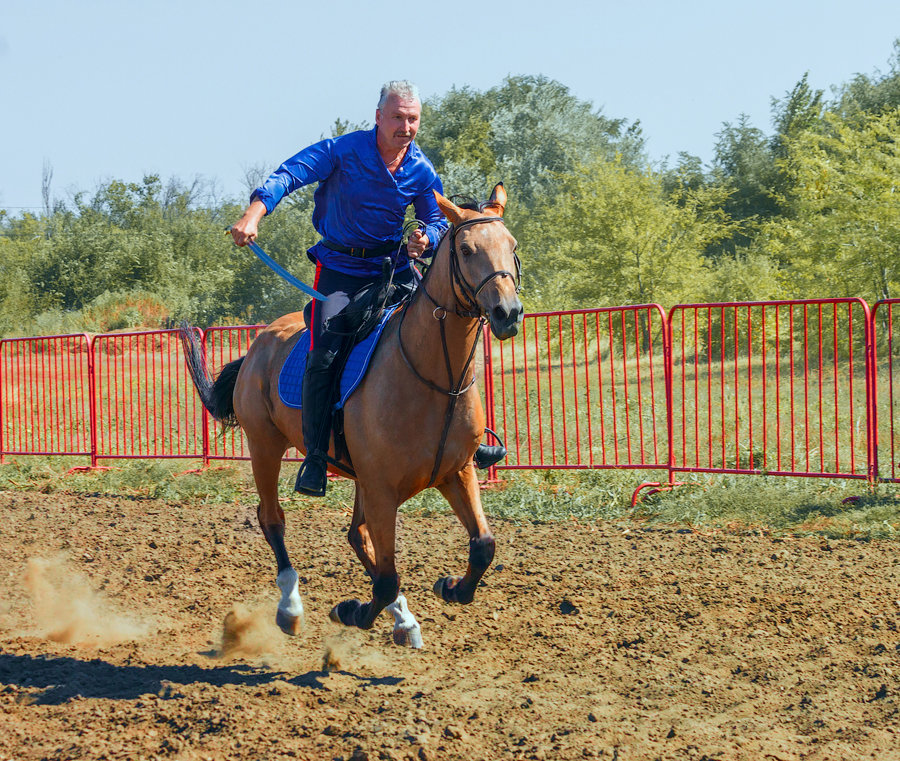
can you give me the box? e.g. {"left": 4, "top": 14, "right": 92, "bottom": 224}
{"left": 488, "top": 298, "right": 524, "bottom": 340}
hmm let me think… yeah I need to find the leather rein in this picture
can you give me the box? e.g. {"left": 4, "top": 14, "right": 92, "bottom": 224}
{"left": 396, "top": 215, "right": 521, "bottom": 486}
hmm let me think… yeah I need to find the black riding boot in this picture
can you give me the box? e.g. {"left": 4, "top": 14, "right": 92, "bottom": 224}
{"left": 474, "top": 443, "right": 507, "bottom": 469}
{"left": 295, "top": 350, "right": 337, "bottom": 497}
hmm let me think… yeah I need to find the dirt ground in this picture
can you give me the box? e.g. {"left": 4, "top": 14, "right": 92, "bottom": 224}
{"left": 0, "top": 489, "right": 899, "bottom": 761}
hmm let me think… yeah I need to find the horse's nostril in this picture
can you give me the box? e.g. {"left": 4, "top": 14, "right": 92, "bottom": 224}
{"left": 492, "top": 305, "right": 508, "bottom": 323}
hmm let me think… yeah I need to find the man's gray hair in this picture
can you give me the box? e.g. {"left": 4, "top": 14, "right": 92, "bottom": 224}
{"left": 378, "top": 80, "right": 420, "bottom": 109}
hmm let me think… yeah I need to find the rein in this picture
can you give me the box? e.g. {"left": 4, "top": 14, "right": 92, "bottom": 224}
{"left": 397, "top": 215, "right": 518, "bottom": 486}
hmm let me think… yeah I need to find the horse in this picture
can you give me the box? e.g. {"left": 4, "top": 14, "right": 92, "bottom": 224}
{"left": 180, "top": 184, "right": 523, "bottom": 647}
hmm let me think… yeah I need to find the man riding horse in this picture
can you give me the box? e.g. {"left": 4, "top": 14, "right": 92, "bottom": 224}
{"left": 229, "top": 80, "right": 505, "bottom": 496}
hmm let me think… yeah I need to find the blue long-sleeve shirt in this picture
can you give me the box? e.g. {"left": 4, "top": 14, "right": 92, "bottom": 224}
{"left": 251, "top": 127, "right": 448, "bottom": 277}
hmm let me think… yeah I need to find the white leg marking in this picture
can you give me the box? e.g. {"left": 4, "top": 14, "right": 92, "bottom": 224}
{"left": 387, "top": 594, "right": 423, "bottom": 649}
{"left": 276, "top": 568, "right": 304, "bottom": 619}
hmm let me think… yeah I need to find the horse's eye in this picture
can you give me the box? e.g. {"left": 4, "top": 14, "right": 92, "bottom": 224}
{"left": 460, "top": 244, "right": 474, "bottom": 257}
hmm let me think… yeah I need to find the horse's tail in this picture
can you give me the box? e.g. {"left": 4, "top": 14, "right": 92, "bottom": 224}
{"left": 178, "top": 322, "right": 243, "bottom": 428}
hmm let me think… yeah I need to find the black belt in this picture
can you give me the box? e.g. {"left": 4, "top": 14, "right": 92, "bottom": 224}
{"left": 322, "top": 239, "right": 401, "bottom": 259}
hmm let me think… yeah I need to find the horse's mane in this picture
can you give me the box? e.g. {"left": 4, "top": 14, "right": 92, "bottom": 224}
{"left": 448, "top": 194, "right": 493, "bottom": 212}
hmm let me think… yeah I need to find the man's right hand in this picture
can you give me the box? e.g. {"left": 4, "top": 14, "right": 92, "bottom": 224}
{"left": 230, "top": 200, "right": 267, "bottom": 247}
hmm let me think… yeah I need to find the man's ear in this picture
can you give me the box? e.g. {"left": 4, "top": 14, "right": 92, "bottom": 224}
{"left": 484, "top": 182, "right": 507, "bottom": 217}
{"left": 434, "top": 190, "right": 466, "bottom": 225}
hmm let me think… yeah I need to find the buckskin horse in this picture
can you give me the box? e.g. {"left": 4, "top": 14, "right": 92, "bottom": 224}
{"left": 180, "top": 184, "right": 523, "bottom": 647}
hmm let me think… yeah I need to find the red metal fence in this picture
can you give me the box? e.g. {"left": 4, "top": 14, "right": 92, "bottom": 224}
{"left": 483, "top": 305, "right": 670, "bottom": 472}
{"left": 0, "top": 298, "right": 898, "bottom": 491}
{"left": 0, "top": 334, "right": 92, "bottom": 459}
{"left": 92, "top": 330, "right": 205, "bottom": 463}
{"left": 873, "top": 299, "right": 900, "bottom": 483}
{"left": 482, "top": 298, "right": 895, "bottom": 489}
{"left": 666, "top": 299, "right": 873, "bottom": 481}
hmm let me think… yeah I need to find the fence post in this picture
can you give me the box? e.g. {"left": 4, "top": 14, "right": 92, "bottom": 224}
{"left": 866, "top": 301, "right": 879, "bottom": 484}
{"left": 481, "top": 323, "right": 498, "bottom": 482}
{"left": 0, "top": 339, "right": 5, "bottom": 465}
{"left": 199, "top": 328, "right": 211, "bottom": 468}
{"left": 86, "top": 334, "right": 98, "bottom": 468}
{"left": 663, "top": 309, "right": 676, "bottom": 485}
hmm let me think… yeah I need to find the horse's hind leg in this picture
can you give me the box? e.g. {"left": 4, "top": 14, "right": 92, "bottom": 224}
{"left": 347, "top": 487, "right": 376, "bottom": 576}
{"left": 347, "top": 486, "right": 422, "bottom": 648}
{"left": 249, "top": 432, "right": 304, "bottom": 635}
{"left": 434, "top": 464, "right": 496, "bottom": 605}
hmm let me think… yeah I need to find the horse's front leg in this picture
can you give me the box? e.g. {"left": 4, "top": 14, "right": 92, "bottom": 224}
{"left": 433, "top": 464, "right": 495, "bottom": 604}
{"left": 249, "top": 436, "right": 304, "bottom": 636}
{"left": 330, "top": 487, "right": 402, "bottom": 632}
{"left": 346, "top": 487, "right": 422, "bottom": 647}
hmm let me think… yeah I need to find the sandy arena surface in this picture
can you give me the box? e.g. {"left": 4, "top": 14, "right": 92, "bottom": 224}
{"left": 1, "top": 489, "right": 899, "bottom": 760}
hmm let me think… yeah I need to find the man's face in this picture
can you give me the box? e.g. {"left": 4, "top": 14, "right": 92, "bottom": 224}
{"left": 375, "top": 94, "right": 421, "bottom": 152}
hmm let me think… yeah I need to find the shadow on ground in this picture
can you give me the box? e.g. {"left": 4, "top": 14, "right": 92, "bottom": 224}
{"left": 0, "top": 652, "right": 403, "bottom": 704}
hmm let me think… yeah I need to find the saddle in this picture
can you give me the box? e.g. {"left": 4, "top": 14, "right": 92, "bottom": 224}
{"left": 277, "top": 304, "right": 400, "bottom": 412}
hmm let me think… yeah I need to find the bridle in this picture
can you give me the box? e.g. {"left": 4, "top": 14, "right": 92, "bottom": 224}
{"left": 443, "top": 216, "right": 522, "bottom": 318}
{"left": 396, "top": 214, "right": 521, "bottom": 486}
{"left": 398, "top": 215, "right": 520, "bottom": 394}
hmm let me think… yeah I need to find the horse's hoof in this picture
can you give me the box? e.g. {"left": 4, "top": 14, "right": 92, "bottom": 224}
{"left": 434, "top": 576, "right": 475, "bottom": 604}
{"left": 393, "top": 622, "right": 423, "bottom": 649}
{"left": 433, "top": 576, "right": 460, "bottom": 602}
{"left": 276, "top": 608, "right": 303, "bottom": 636}
{"left": 330, "top": 599, "right": 364, "bottom": 627}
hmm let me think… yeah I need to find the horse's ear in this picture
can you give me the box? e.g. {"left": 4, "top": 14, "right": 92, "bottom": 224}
{"left": 434, "top": 189, "right": 466, "bottom": 225}
{"left": 485, "top": 182, "right": 507, "bottom": 217}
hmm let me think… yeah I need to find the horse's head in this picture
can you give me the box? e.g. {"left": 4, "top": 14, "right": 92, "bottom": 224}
{"left": 433, "top": 183, "right": 524, "bottom": 340}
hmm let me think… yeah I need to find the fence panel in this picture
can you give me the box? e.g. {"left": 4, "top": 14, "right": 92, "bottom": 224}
{"left": 203, "top": 326, "right": 261, "bottom": 462}
{"left": 92, "top": 330, "right": 203, "bottom": 460}
{"left": 484, "top": 306, "right": 670, "bottom": 471}
{"left": 0, "top": 334, "right": 92, "bottom": 459}
{"left": 668, "top": 299, "right": 873, "bottom": 480}
{"left": 873, "top": 299, "right": 900, "bottom": 483}
{"left": 202, "top": 326, "right": 303, "bottom": 462}
{"left": 2, "top": 301, "right": 898, "bottom": 485}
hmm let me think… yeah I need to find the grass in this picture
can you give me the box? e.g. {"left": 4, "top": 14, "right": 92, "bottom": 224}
{"left": 1, "top": 456, "right": 897, "bottom": 540}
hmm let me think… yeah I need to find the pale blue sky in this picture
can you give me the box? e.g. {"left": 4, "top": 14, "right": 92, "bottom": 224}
{"left": 1, "top": 0, "right": 898, "bottom": 211}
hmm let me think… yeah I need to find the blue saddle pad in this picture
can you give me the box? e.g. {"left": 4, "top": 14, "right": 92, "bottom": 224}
{"left": 278, "top": 305, "right": 399, "bottom": 410}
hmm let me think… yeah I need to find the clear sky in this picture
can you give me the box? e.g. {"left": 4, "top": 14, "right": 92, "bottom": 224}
{"left": 1, "top": 0, "right": 898, "bottom": 211}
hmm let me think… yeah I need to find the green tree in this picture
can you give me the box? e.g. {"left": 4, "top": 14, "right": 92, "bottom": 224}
{"left": 761, "top": 109, "right": 900, "bottom": 301}
{"left": 709, "top": 114, "right": 780, "bottom": 257}
{"left": 0, "top": 212, "right": 44, "bottom": 334}
{"left": 521, "top": 155, "right": 735, "bottom": 310}
{"left": 418, "top": 75, "right": 643, "bottom": 210}
{"left": 833, "top": 39, "right": 900, "bottom": 118}
{"left": 770, "top": 73, "right": 825, "bottom": 159}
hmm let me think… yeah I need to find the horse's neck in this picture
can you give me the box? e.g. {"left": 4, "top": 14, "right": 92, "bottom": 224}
{"left": 401, "top": 248, "right": 482, "bottom": 385}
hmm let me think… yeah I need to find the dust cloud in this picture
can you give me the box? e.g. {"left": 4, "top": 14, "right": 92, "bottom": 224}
{"left": 218, "top": 604, "right": 282, "bottom": 659}
{"left": 23, "top": 556, "right": 149, "bottom": 646}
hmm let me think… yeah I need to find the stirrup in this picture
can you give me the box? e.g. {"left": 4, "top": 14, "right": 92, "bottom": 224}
{"left": 474, "top": 443, "right": 507, "bottom": 470}
{"left": 294, "top": 452, "right": 328, "bottom": 497}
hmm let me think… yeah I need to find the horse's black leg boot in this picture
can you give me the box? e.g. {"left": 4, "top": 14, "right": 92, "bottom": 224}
{"left": 295, "top": 349, "right": 337, "bottom": 497}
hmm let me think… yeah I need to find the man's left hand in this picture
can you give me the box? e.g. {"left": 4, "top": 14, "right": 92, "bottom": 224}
{"left": 407, "top": 229, "right": 429, "bottom": 259}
